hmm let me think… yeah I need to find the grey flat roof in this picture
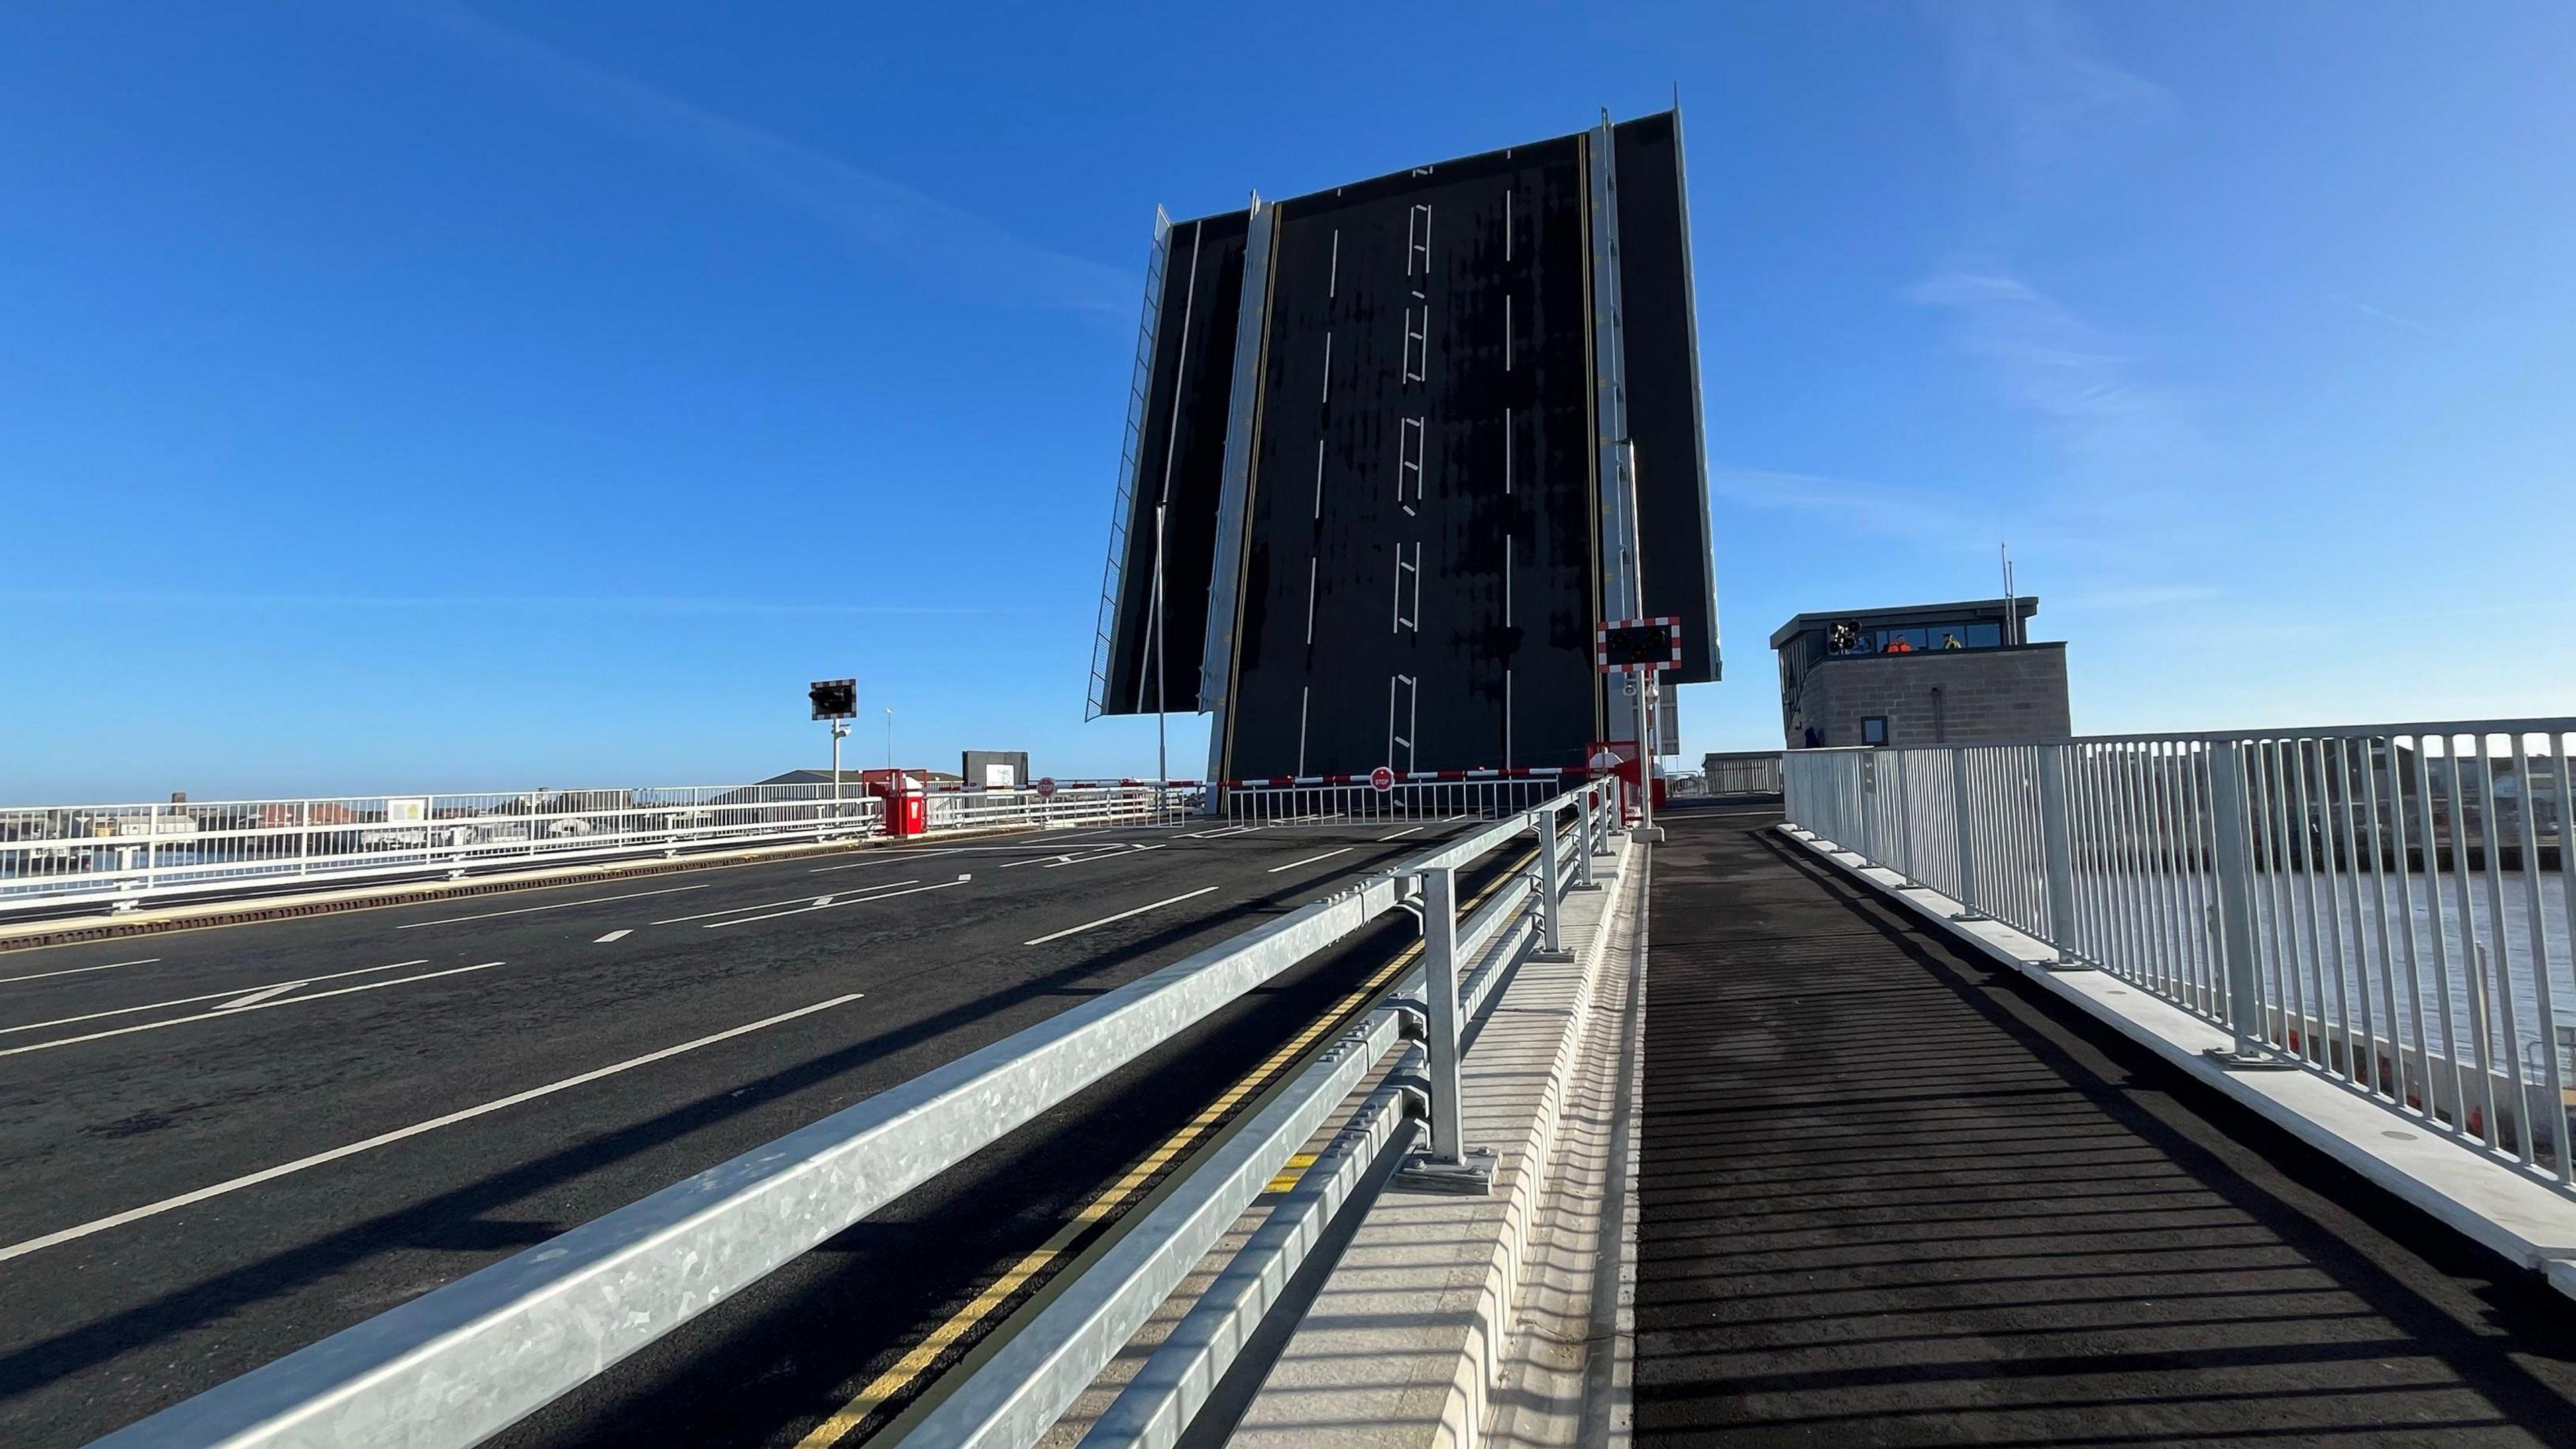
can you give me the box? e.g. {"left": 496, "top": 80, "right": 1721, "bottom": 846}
{"left": 1769, "top": 596, "right": 2038, "bottom": 649}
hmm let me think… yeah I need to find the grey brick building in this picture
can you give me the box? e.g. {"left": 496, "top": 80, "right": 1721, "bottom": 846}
{"left": 1772, "top": 597, "right": 2070, "bottom": 749}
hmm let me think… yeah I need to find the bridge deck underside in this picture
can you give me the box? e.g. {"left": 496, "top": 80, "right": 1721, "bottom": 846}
{"left": 1638, "top": 806, "right": 2576, "bottom": 1448}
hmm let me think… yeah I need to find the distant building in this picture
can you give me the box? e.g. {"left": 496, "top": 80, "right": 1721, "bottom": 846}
{"left": 1771, "top": 596, "right": 2069, "bottom": 749}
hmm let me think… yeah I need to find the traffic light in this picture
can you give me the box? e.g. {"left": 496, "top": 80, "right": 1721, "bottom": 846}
{"left": 808, "top": 678, "right": 857, "bottom": 720}
{"left": 1599, "top": 623, "right": 1676, "bottom": 669}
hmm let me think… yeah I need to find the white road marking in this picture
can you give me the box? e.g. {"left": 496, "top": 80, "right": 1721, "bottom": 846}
{"left": 1057, "top": 845, "right": 1164, "bottom": 868}
{"left": 0, "top": 962, "right": 506, "bottom": 1059}
{"left": 1000, "top": 849, "right": 1111, "bottom": 869}
{"left": 810, "top": 849, "right": 961, "bottom": 873}
{"left": 1022, "top": 886, "right": 1218, "bottom": 947}
{"left": 704, "top": 877, "right": 968, "bottom": 928}
{"left": 594, "top": 930, "right": 631, "bottom": 943}
{"left": 0, "top": 957, "right": 161, "bottom": 988}
{"left": 396, "top": 883, "right": 707, "bottom": 929}
{"left": 213, "top": 982, "right": 305, "bottom": 1012}
{"left": 1179, "top": 825, "right": 1253, "bottom": 839}
{"left": 0, "top": 992, "right": 863, "bottom": 1265}
{"left": 651, "top": 888, "right": 913, "bottom": 926}
{"left": 0, "top": 961, "right": 430, "bottom": 1037}
{"left": 1379, "top": 826, "right": 1424, "bottom": 841}
{"left": 1267, "top": 847, "right": 1356, "bottom": 873}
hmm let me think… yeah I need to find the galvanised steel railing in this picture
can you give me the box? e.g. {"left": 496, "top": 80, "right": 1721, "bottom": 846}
{"left": 1219, "top": 772, "right": 1577, "bottom": 826}
{"left": 0, "top": 784, "right": 1189, "bottom": 918}
{"left": 1783, "top": 719, "right": 2576, "bottom": 1191}
{"left": 91, "top": 781, "right": 1624, "bottom": 1449}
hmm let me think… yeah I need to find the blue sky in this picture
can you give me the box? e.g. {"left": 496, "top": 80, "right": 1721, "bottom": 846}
{"left": 4, "top": 3, "right": 2572, "bottom": 801}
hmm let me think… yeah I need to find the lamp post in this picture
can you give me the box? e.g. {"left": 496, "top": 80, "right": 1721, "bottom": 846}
{"left": 1152, "top": 502, "right": 1169, "bottom": 824}
{"left": 883, "top": 707, "right": 894, "bottom": 770}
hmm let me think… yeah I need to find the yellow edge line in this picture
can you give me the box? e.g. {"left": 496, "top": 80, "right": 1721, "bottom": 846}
{"left": 793, "top": 851, "right": 1534, "bottom": 1448}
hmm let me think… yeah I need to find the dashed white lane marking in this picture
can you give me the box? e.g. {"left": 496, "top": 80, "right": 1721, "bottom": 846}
{"left": 0, "top": 957, "right": 162, "bottom": 987}
{"left": 810, "top": 849, "right": 961, "bottom": 873}
{"left": 1022, "top": 886, "right": 1218, "bottom": 947}
{"left": 594, "top": 930, "right": 632, "bottom": 943}
{"left": 1055, "top": 845, "right": 1165, "bottom": 868}
{"left": 0, "top": 992, "right": 864, "bottom": 1265}
{"left": 1177, "top": 826, "right": 1248, "bottom": 839}
{"left": 704, "top": 877, "right": 969, "bottom": 928}
{"left": 212, "top": 982, "right": 305, "bottom": 1012}
{"left": 1378, "top": 826, "right": 1424, "bottom": 841}
{"left": 396, "top": 883, "right": 707, "bottom": 929}
{"left": 0, "top": 962, "right": 506, "bottom": 1059}
{"left": 0, "top": 961, "right": 430, "bottom": 1038}
{"left": 1267, "top": 847, "right": 1356, "bottom": 874}
{"left": 651, "top": 888, "right": 914, "bottom": 926}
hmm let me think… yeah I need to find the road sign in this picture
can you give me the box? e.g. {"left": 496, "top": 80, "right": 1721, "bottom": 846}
{"left": 1369, "top": 765, "right": 1395, "bottom": 793}
{"left": 808, "top": 678, "right": 857, "bottom": 720}
{"left": 1595, "top": 618, "right": 1683, "bottom": 674}
{"left": 1034, "top": 776, "right": 1057, "bottom": 800}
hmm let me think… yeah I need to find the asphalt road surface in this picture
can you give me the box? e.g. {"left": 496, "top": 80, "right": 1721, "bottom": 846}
{"left": 0, "top": 814, "right": 1511, "bottom": 1448}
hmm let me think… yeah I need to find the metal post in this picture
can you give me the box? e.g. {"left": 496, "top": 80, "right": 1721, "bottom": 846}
{"left": 1152, "top": 502, "right": 1169, "bottom": 826}
{"left": 1534, "top": 806, "right": 1570, "bottom": 959}
{"left": 2037, "top": 745, "right": 2080, "bottom": 965}
{"left": 2206, "top": 744, "right": 2287, "bottom": 1067}
{"left": 1572, "top": 788, "right": 1599, "bottom": 890}
{"left": 1397, "top": 865, "right": 1493, "bottom": 1193}
{"left": 1890, "top": 749, "right": 1914, "bottom": 881}
{"left": 1634, "top": 671, "right": 1664, "bottom": 843}
{"left": 1949, "top": 749, "right": 1983, "bottom": 920}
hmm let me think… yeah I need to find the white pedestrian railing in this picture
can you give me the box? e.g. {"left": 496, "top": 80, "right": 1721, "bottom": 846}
{"left": 1783, "top": 719, "right": 2576, "bottom": 1191}
{"left": 91, "top": 781, "right": 1625, "bottom": 1449}
{"left": 0, "top": 782, "right": 1191, "bottom": 919}
{"left": 1220, "top": 771, "right": 1580, "bottom": 825}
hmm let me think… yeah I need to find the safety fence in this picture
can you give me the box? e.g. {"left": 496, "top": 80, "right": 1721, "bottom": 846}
{"left": 1703, "top": 750, "right": 1785, "bottom": 799}
{"left": 0, "top": 782, "right": 1181, "bottom": 918}
{"left": 1782, "top": 719, "right": 2576, "bottom": 1191}
{"left": 1217, "top": 769, "right": 1588, "bottom": 826}
{"left": 94, "top": 781, "right": 1625, "bottom": 1449}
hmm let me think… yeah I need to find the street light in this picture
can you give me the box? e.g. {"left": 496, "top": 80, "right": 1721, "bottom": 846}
{"left": 883, "top": 706, "right": 894, "bottom": 770}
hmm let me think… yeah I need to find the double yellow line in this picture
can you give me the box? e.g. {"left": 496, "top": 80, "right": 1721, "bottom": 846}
{"left": 795, "top": 849, "right": 1536, "bottom": 1448}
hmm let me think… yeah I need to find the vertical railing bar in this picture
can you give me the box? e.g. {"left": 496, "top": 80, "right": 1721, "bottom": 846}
{"left": 2390, "top": 739, "right": 2434, "bottom": 1119}
{"left": 2246, "top": 742, "right": 2287, "bottom": 1046}
{"left": 2413, "top": 742, "right": 2459, "bottom": 1132}
{"left": 2476, "top": 737, "right": 2534, "bottom": 1167}
{"left": 2293, "top": 740, "right": 2330, "bottom": 1066}
{"left": 2321, "top": 739, "right": 2360, "bottom": 1084}
{"left": 2449, "top": 743, "right": 2500, "bottom": 1151}
{"left": 2266, "top": 741, "right": 2308, "bottom": 1059}
{"left": 2552, "top": 728, "right": 2576, "bottom": 1183}
{"left": 2361, "top": 739, "right": 2402, "bottom": 1102}
{"left": 2512, "top": 732, "right": 2570, "bottom": 1183}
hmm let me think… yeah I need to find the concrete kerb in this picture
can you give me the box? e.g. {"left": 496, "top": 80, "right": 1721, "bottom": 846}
{"left": 0, "top": 820, "right": 1085, "bottom": 955}
{"left": 1222, "top": 837, "right": 1643, "bottom": 1449}
{"left": 1775, "top": 822, "right": 2576, "bottom": 1303}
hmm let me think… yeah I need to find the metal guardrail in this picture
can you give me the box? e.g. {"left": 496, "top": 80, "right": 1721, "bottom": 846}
{"left": 91, "top": 780, "right": 1621, "bottom": 1449}
{"left": 1783, "top": 719, "right": 2576, "bottom": 1191}
{"left": 1219, "top": 773, "right": 1574, "bottom": 825}
{"left": 0, "top": 784, "right": 1187, "bottom": 918}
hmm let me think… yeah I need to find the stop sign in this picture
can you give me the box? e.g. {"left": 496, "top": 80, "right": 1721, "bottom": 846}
{"left": 1034, "top": 776, "right": 1057, "bottom": 800}
{"left": 1369, "top": 765, "right": 1395, "bottom": 793}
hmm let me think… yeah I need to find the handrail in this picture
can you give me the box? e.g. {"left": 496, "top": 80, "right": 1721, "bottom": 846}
{"left": 90, "top": 782, "right": 1609, "bottom": 1449}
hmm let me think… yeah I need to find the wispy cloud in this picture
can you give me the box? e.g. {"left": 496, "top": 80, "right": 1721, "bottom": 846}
{"left": 0, "top": 590, "right": 1019, "bottom": 615}
{"left": 2326, "top": 292, "right": 2434, "bottom": 336}
{"left": 1943, "top": 1, "right": 2175, "bottom": 188}
{"left": 1705, "top": 467, "right": 1998, "bottom": 547}
{"left": 2049, "top": 584, "right": 2220, "bottom": 611}
{"left": 393, "top": 2, "right": 1133, "bottom": 317}
{"left": 1907, "top": 268, "right": 2207, "bottom": 497}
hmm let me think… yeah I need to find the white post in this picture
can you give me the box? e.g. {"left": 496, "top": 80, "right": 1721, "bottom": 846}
{"left": 2037, "top": 744, "right": 2078, "bottom": 962}
{"left": 1949, "top": 748, "right": 1983, "bottom": 920}
{"left": 1534, "top": 806, "right": 1570, "bottom": 959}
{"left": 1397, "top": 865, "right": 1493, "bottom": 1193}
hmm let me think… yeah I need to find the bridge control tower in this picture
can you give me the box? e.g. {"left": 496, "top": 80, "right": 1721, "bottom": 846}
{"left": 1088, "top": 109, "right": 1721, "bottom": 782}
